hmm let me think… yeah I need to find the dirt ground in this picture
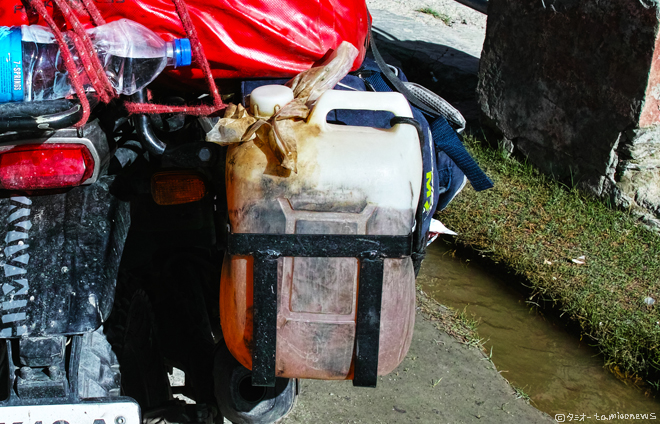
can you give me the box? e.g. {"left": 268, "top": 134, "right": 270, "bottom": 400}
{"left": 366, "top": 0, "right": 487, "bottom": 28}
{"left": 281, "top": 293, "right": 554, "bottom": 424}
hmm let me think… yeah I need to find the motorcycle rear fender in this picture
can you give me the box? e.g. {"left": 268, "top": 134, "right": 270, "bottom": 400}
{"left": 0, "top": 175, "right": 130, "bottom": 337}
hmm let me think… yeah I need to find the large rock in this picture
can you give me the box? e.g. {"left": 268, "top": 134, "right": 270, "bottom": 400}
{"left": 478, "top": 0, "right": 660, "bottom": 226}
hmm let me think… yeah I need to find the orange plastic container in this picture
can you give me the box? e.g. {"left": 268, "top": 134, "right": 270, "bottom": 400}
{"left": 220, "top": 90, "right": 422, "bottom": 380}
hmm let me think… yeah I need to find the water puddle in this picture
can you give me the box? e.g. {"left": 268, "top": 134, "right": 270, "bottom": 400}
{"left": 419, "top": 240, "right": 660, "bottom": 417}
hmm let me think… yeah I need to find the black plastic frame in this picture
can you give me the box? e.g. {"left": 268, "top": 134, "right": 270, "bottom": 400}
{"left": 0, "top": 95, "right": 97, "bottom": 133}
{"left": 228, "top": 233, "right": 413, "bottom": 388}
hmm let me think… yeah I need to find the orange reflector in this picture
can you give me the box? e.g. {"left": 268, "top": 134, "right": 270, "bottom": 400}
{"left": 151, "top": 170, "right": 207, "bottom": 206}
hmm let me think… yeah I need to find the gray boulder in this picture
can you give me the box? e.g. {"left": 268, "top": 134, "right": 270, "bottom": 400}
{"left": 478, "top": 0, "right": 660, "bottom": 227}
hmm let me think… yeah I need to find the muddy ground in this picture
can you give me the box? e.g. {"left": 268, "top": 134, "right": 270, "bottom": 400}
{"left": 282, "top": 296, "right": 553, "bottom": 423}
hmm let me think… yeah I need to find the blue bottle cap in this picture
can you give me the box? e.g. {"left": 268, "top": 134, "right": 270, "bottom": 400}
{"left": 173, "top": 38, "right": 192, "bottom": 68}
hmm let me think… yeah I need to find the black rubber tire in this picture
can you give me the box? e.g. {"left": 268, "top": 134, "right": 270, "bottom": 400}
{"left": 78, "top": 326, "right": 122, "bottom": 399}
{"left": 116, "top": 289, "right": 173, "bottom": 408}
{"left": 214, "top": 342, "right": 297, "bottom": 424}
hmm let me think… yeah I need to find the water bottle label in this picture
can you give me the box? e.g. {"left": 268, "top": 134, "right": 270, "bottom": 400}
{"left": 0, "top": 27, "right": 24, "bottom": 103}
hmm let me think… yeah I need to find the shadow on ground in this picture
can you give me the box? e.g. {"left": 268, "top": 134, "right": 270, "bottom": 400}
{"left": 371, "top": 27, "right": 481, "bottom": 123}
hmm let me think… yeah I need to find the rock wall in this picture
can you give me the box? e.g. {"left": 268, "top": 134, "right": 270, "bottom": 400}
{"left": 478, "top": 0, "right": 660, "bottom": 227}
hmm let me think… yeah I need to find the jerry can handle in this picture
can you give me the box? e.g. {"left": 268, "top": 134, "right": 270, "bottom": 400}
{"left": 307, "top": 90, "right": 414, "bottom": 131}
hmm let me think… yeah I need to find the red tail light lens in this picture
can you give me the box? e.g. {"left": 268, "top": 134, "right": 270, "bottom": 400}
{"left": 0, "top": 144, "right": 94, "bottom": 190}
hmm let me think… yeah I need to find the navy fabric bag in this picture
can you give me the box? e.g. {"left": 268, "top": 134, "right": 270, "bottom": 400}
{"left": 356, "top": 57, "right": 493, "bottom": 235}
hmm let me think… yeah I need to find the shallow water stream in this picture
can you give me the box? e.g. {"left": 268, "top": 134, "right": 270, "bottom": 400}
{"left": 419, "top": 240, "right": 660, "bottom": 418}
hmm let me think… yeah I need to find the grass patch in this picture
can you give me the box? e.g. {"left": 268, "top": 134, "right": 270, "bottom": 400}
{"left": 417, "top": 286, "right": 485, "bottom": 350}
{"left": 439, "top": 134, "right": 660, "bottom": 387}
{"left": 416, "top": 7, "right": 453, "bottom": 26}
{"left": 513, "top": 385, "right": 532, "bottom": 403}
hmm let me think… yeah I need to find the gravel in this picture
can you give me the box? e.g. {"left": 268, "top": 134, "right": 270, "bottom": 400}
{"left": 366, "top": 0, "right": 487, "bottom": 29}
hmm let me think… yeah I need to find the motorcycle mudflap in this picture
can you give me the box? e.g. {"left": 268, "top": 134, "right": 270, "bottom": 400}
{"left": 0, "top": 175, "right": 130, "bottom": 337}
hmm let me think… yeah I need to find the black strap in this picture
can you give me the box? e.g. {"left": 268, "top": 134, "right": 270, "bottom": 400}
{"left": 369, "top": 33, "right": 441, "bottom": 119}
{"left": 228, "top": 233, "right": 413, "bottom": 388}
{"left": 251, "top": 252, "right": 279, "bottom": 387}
{"left": 370, "top": 35, "right": 494, "bottom": 193}
{"left": 353, "top": 255, "right": 385, "bottom": 387}
{"left": 390, "top": 116, "right": 426, "bottom": 256}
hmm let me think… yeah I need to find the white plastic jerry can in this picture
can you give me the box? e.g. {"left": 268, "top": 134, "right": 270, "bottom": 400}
{"left": 221, "top": 89, "right": 423, "bottom": 380}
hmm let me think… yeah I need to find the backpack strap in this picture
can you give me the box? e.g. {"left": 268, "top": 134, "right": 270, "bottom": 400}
{"left": 369, "top": 36, "right": 441, "bottom": 118}
{"left": 367, "top": 35, "right": 494, "bottom": 192}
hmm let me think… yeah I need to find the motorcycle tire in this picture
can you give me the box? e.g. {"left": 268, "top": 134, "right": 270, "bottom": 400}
{"left": 214, "top": 342, "right": 297, "bottom": 424}
{"left": 78, "top": 326, "right": 121, "bottom": 399}
{"left": 113, "top": 288, "right": 173, "bottom": 409}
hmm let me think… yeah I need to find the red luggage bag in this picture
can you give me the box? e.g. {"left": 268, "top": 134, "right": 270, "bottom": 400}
{"left": 1, "top": 0, "right": 370, "bottom": 81}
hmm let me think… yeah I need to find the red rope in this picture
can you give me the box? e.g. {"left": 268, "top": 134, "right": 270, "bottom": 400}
{"left": 51, "top": 0, "right": 116, "bottom": 103}
{"left": 28, "top": 0, "right": 91, "bottom": 128}
{"left": 67, "top": 31, "right": 115, "bottom": 104}
{"left": 29, "top": 0, "right": 225, "bottom": 126}
{"left": 79, "top": 0, "right": 106, "bottom": 26}
{"left": 123, "top": 0, "right": 225, "bottom": 115}
{"left": 124, "top": 103, "right": 221, "bottom": 116}
{"left": 66, "top": 0, "right": 90, "bottom": 20}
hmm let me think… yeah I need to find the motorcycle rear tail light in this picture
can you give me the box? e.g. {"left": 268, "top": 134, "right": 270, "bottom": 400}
{"left": 0, "top": 144, "right": 94, "bottom": 190}
{"left": 151, "top": 170, "right": 207, "bottom": 206}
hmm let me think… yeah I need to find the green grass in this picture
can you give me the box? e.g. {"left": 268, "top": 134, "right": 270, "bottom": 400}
{"left": 416, "top": 286, "right": 485, "bottom": 350}
{"left": 513, "top": 385, "right": 532, "bottom": 403}
{"left": 416, "top": 7, "right": 453, "bottom": 26}
{"left": 439, "top": 134, "right": 660, "bottom": 387}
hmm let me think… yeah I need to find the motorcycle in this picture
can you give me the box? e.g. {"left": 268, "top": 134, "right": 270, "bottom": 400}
{"left": 0, "top": 77, "right": 302, "bottom": 423}
{"left": 0, "top": 20, "right": 490, "bottom": 424}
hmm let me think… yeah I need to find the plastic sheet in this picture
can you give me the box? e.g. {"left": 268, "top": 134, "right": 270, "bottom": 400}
{"left": 1, "top": 0, "right": 370, "bottom": 81}
{"left": 205, "top": 103, "right": 256, "bottom": 145}
{"left": 286, "top": 41, "right": 360, "bottom": 108}
{"left": 206, "top": 42, "right": 358, "bottom": 172}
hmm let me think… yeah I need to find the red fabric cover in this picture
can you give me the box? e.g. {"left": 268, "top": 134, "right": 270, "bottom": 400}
{"left": 1, "top": 0, "right": 370, "bottom": 80}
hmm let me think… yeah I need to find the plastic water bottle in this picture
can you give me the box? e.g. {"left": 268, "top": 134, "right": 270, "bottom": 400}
{"left": 0, "top": 19, "right": 191, "bottom": 103}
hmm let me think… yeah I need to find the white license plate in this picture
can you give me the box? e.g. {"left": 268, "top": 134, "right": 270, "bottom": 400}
{"left": 0, "top": 398, "right": 140, "bottom": 424}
